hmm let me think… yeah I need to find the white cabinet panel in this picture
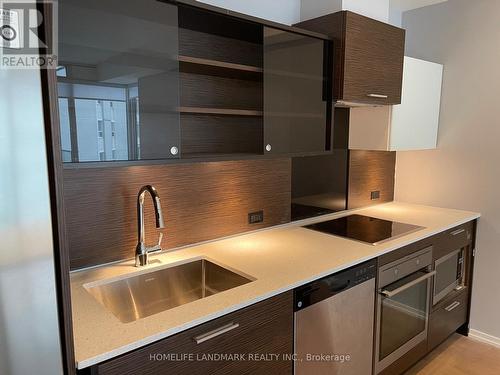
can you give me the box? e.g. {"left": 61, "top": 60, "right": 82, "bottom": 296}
{"left": 349, "top": 56, "right": 443, "bottom": 151}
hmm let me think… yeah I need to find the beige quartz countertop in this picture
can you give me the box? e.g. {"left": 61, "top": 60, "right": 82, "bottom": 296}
{"left": 71, "top": 202, "right": 480, "bottom": 369}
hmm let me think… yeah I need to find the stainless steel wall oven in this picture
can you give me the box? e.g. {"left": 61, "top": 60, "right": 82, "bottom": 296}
{"left": 375, "top": 247, "right": 435, "bottom": 374}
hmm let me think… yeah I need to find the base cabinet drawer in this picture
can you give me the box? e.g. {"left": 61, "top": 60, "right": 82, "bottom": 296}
{"left": 433, "top": 222, "right": 474, "bottom": 260}
{"left": 428, "top": 291, "right": 468, "bottom": 351}
{"left": 93, "top": 292, "right": 293, "bottom": 375}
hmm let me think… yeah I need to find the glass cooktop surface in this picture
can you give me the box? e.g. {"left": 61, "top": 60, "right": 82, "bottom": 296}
{"left": 303, "top": 214, "right": 424, "bottom": 245}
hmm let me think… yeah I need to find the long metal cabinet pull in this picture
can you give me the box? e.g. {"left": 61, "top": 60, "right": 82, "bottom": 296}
{"left": 445, "top": 301, "right": 461, "bottom": 312}
{"left": 367, "top": 93, "right": 388, "bottom": 98}
{"left": 450, "top": 228, "right": 465, "bottom": 236}
{"left": 193, "top": 323, "right": 240, "bottom": 344}
{"left": 380, "top": 271, "right": 436, "bottom": 298}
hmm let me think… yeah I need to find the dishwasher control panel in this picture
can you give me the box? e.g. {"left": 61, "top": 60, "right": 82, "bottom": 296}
{"left": 294, "top": 259, "right": 376, "bottom": 312}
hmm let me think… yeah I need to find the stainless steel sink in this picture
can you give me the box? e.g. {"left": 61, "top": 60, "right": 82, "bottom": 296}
{"left": 85, "top": 259, "right": 253, "bottom": 323}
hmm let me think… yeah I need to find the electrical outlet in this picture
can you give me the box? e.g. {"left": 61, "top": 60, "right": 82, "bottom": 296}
{"left": 371, "top": 191, "right": 380, "bottom": 200}
{"left": 248, "top": 210, "right": 264, "bottom": 224}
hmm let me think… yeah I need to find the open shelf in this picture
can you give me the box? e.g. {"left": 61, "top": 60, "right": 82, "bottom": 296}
{"left": 177, "top": 6, "right": 264, "bottom": 158}
{"left": 179, "top": 55, "right": 263, "bottom": 81}
{"left": 265, "top": 111, "right": 325, "bottom": 119}
{"left": 264, "top": 68, "right": 324, "bottom": 82}
{"left": 179, "top": 106, "right": 263, "bottom": 116}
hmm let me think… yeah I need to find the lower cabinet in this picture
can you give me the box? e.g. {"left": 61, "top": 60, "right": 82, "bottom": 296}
{"left": 428, "top": 289, "right": 469, "bottom": 352}
{"left": 377, "top": 219, "right": 476, "bottom": 375}
{"left": 433, "top": 221, "right": 474, "bottom": 261}
{"left": 88, "top": 220, "right": 476, "bottom": 375}
{"left": 93, "top": 292, "right": 293, "bottom": 375}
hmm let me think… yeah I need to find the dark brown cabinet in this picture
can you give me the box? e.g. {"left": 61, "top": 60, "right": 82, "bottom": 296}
{"left": 177, "top": 5, "right": 264, "bottom": 159}
{"left": 428, "top": 289, "right": 469, "bottom": 351}
{"left": 57, "top": 0, "right": 181, "bottom": 163}
{"left": 56, "top": 0, "right": 333, "bottom": 166}
{"left": 428, "top": 221, "right": 476, "bottom": 351}
{"left": 263, "top": 27, "right": 333, "bottom": 155}
{"left": 92, "top": 292, "right": 293, "bottom": 375}
{"left": 296, "top": 11, "right": 405, "bottom": 105}
{"left": 377, "top": 220, "right": 476, "bottom": 375}
{"left": 432, "top": 221, "right": 474, "bottom": 260}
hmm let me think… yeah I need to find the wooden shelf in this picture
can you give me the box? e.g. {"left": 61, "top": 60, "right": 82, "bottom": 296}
{"left": 265, "top": 111, "right": 325, "bottom": 119}
{"left": 179, "top": 106, "right": 263, "bottom": 116}
{"left": 179, "top": 55, "right": 263, "bottom": 80}
{"left": 179, "top": 55, "right": 263, "bottom": 73}
{"left": 264, "top": 68, "right": 324, "bottom": 82}
{"left": 179, "top": 108, "right": 322, "bottom": 118}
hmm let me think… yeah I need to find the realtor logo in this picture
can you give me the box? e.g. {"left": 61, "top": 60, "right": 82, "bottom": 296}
{"left": 0, "top": 8, "right": 20, "bottom": 48}
{"left": 1, "top": 24, "right": 18, "bottom": 41}
{"left": 0, "top": 0, "right": 58, "bottom": 69}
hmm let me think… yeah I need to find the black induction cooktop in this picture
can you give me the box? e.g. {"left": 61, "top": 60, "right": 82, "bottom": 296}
{"left": 303, "top": 214, "right": 424, "bottom": 245}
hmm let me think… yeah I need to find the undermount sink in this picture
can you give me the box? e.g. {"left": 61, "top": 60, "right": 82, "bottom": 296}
{"left": 85, "top": 259, "right": 254, "bottom": 323}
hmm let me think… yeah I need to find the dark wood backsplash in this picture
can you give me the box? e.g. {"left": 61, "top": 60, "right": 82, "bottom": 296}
{"left": 64, "top": 159, "right": 291, "bottom": 270}
{"left": 348, "top": 150, "right": 396, "bottom": 209}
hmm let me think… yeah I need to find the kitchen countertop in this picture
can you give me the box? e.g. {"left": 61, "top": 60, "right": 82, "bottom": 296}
{"left": 71, "top": 201, "right": 480, "bottom": 369}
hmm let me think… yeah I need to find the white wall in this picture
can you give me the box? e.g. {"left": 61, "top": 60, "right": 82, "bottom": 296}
{"left": 389, "top": 1, "right": 449, "bottom": 27}
{"left": 395, "top": 0, "right": 500, "bottom": 340}
{"left": 0, "top": 5, "right": 64, "bottom": 369}
{"left": 342, "top": 0, "right": 389, "bottom": 22}
{"left": 388, "top": 5, "right": 403, "bottom": 26}
{"left": 300, "top": 0, "right": 389, "bottom": 22}
{"left": 300, "top": 0, "right": 342, "bottom": 21}
{"left": 198, "top": 0, "right": 301, "bottom": 24}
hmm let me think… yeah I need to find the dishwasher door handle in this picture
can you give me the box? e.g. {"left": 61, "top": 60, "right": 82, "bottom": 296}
{"left": 380, "top": 271, "right": 436, "bottom": 298}
{"left": 324, "top": 279, "right": 351, "bottom": 294}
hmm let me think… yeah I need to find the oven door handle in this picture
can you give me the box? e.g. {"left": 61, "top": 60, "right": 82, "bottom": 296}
{"left": 380, "top": 271, "right": 436, "bottom": 298}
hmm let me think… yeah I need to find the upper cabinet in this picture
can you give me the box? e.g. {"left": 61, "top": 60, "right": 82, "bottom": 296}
{"left": 176, "top": 6, "right": 265, "bottom": 159}
{"left": 263, "top": 27, "right": 333, "bottom": 155}
{"left": 296, "top": 11, "right": 406, "bottom": 106}
{"left": 349, "top": 57, "right": 444, "bottom": 151}
{"left": 57, "top": 0, "right": 181, "bottom": 163}
{"left": 56, "top": 0, "right": 333, "bottom": 165}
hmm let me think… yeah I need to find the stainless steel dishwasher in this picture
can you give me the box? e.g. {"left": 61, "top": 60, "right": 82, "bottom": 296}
{"left": 294, "top": 259, "right": 377, "bottom": 375}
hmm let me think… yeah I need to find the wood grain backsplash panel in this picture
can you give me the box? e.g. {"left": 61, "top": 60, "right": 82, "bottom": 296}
{"left": 180, "top": 72, "right": 263, "bottom": 110}
{"left": 63, "top": 159, "right": 291, "bottom": 270}
{"left": 348, "top": 150, "right": 396, "bottom": 209}
{"left": 181, "top": 114, "right": 263, "bottom": 155}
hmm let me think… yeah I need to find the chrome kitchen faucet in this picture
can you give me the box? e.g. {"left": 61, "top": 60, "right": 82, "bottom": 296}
{"left": 135, "top": 185, "right": 165, "bottom": 267}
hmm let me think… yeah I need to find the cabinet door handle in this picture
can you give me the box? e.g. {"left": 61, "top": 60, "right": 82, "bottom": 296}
{"left": 193, "top": 323, "right": 239, "bottom": 344}
{"left": 445, "top": 301, "right": 461, "bottom": 312}
{"left": 367, "top": 94, "right": 388, "bottom": 99}
{"left": 450, "top": 228, "right": 465, "bottom": 236}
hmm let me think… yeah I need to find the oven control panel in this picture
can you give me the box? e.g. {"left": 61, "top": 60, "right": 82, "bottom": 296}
{"left": 379, "top": 246, "right": 433, "bottom": 288}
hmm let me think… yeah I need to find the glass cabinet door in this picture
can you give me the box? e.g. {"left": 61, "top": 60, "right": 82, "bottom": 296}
{"left": 57, "top": 0, "right": 180, "bottom": 163}
{"left": 263, "top": 27, "right": 332, "bottom": 155}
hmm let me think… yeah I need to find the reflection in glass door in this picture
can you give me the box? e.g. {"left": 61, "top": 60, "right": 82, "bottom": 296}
{"left": 56, "top": 0, "right": 180, "bottom": 163}
{"left": 57, "top": 82, "right": 132, "bottom": 162}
